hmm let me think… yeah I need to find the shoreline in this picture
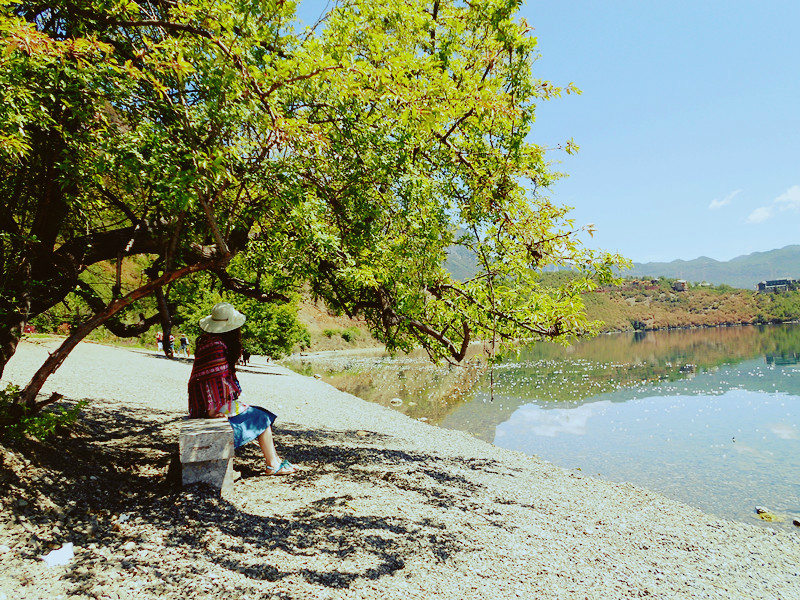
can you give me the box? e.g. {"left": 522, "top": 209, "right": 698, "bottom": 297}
{"left": 1, "top": 340, "right": 799, "bottom": 599}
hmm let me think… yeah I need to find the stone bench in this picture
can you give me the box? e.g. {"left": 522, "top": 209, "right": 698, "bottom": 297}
{"left": 179, "top": 418, "right": 238, "bottom": 494}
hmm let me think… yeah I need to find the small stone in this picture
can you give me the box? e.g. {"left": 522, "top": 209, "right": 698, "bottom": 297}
{"left": 356, "top": 430, "right": 369, "bottom": 437}
{"left": 122, "top": 541, "right": 136, "bottom": 552}
{"left": 389, "top": 398, "right": 403, "bottom": 407}
{"left": 16, "top": 499, "right": 29, "bottom": 508}
{"left": 755, "top": 509, "right": 782, "bottom": 522}
{"left": 793, "top": 519, "right": 800, "bottom": 527}
{"left": 0, "top": 545, "right": 11, "bottom": 554}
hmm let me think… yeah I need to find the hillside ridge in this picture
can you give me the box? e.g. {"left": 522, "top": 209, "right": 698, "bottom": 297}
{"left": 627, "top": 245, "right": 800, "bottom": 289}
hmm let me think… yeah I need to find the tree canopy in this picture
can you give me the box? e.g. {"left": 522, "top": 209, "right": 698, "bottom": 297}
{"left": 0, "top": 0, "right": 626, "bottom": 415}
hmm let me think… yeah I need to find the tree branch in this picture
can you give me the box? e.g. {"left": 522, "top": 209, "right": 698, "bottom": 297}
{"left": 214, "top": 269, "right": 290, "bottom": 303}
{"left": 18, "top": 256, "right": 228, "bottom": 408}
{"left": 73, "top": 281, "right": 161, "bottom": 337}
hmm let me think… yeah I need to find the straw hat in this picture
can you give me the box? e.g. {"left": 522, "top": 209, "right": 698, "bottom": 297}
{"left": 199, "top": 302, "right": 246, "bottom": 333}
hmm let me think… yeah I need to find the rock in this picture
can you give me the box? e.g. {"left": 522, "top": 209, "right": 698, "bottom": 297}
{"left": 389, "top": 398, "right": 403, "bottom": 406}
{"left": 122, "top": 541, "right": 137, "bottom": 552}
{"left": 0, "top": 545, "right": 11, "bottom": 554}
{"left": 793, "top": 519, "right": 800, "bottom": 527}
{"left": 356, "top": 430, "right": 369, "bottom": 437}
{"left": 754, "top": 507, "right": 782, "bottom": 522}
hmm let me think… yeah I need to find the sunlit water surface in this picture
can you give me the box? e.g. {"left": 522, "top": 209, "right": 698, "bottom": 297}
{"left": 285, "top": 325, "right": 800, "bottom": 530}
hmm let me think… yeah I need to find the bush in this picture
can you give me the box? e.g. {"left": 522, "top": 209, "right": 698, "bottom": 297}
{"left": 0, "top": 384, "right": 87, "bottom": 441}
{"left": 341, "top": 327, "right": 361, "bottom": 343}
{"left": 296, "top": 330, "right": 311, "bottom": 350}
{"left": 323, "top": 328, "right": 339, "bottom": 338}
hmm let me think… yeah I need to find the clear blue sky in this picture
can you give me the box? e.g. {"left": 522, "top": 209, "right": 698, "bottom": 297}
{"left": 297, "top": 1, "right": 800, "bottom": 263}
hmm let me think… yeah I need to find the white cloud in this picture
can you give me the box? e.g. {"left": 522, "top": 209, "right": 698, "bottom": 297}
{"left": 770, "top": 423, "right": 798, "bottom": 440}
{"left": 746, "top": 185, "right": 800, "bottom": 224}
{"left": 510, "top": 401, "right": 613, "bottom": 437}
{"left": 775, "top": 184, "right": 800, "bottom": 211}
{"left": 709, "top": 189, "right": 740, "bottom": 210}
{"left": 747, "top": 206, "right": 774, "bottom": 224}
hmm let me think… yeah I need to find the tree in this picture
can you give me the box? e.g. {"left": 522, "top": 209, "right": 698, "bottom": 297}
{"left": 169, "top": 270, "right": 307, "bottom": 359}
{"left": 0, "top": 0, "right": 626, "bottom": 421}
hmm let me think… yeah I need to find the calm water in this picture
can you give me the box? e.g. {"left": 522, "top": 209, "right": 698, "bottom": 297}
{"left": 284, "top": 325, "right": 800, "bottom": 530}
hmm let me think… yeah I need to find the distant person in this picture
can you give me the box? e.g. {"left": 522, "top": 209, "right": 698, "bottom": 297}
{"left": 187, "top": 302, "right": 297, "bottom": 476}
{"left": 241, "top": 348, "right": 251, "bottom": 366}
{"left": 179, "top": 333, "right": 190, "bottom": 357}
{"left": 168, "top": 333, "right": 175, "bottom": 353}
{"left": 156, "top": 331, "right": 163, "bottom": 352}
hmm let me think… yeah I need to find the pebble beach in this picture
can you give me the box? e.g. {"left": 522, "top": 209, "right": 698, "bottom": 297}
{"left": 1, "top": 339, "right": 799, "bottom": 599}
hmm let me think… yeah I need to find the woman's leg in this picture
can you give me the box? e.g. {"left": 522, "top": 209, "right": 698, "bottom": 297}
{"left": 256, "top": 426, "right": 297, "bottom": 474}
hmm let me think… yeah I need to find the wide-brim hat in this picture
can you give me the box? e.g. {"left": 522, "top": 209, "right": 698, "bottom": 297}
{"left": 199, "top": 302, "right": 246, "bottom": 333}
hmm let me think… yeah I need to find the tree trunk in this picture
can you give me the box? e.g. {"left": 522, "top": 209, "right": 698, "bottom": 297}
{"left": 0, "top": 261, "right": 32, "bottom": 380}
{"left": 0, "top": 322, "right": 23, "bottom": 381}
{"left": 16, "top": 259, "right": 222, "bottom": 411}
{"left": 155, "top": 287, "right": 174, "bottom": 358}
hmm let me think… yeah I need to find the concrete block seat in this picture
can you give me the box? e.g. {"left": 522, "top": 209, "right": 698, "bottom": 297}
{"left": 179, "top": 418, "right": 239, "bottom": 494}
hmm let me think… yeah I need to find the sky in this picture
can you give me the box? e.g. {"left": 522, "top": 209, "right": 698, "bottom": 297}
{"left": 297, "top": 1, "right": 800, "bottom": 263}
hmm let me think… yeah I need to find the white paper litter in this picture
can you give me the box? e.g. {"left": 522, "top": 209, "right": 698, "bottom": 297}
{"left": 40, "top": 542, "right": 74, "bottom": 567}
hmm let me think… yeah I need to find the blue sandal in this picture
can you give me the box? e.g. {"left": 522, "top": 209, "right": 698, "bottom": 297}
{"left": 266, "top": 459, "right": 297, "bottom": 476}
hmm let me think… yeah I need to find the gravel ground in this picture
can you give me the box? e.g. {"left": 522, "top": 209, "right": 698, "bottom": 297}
{"left": 1, "top": 339, "right": 799, "bottom": 600}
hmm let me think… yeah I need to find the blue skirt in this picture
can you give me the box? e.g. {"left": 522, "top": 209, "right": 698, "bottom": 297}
{"left": 227, "top": 406, "right": 277, "bottom": 448}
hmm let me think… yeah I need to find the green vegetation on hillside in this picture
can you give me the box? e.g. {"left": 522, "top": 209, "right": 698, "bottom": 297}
{"left": 578, "top": 277, "right": 800, "bottom": 332}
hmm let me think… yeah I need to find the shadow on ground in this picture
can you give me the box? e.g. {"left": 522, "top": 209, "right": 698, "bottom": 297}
{"left": 0, "top": 399, "right": 511, "bottom": 597}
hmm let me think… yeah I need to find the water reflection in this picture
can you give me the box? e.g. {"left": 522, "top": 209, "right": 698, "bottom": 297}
{"left": 284, "top": 324, "right": 800, "bottom": 529}
{"left": 766, "top": 352, "right": 800, "bottom": 366}
{"left": 492, "top": 387, "right": 800, "bottom": 528}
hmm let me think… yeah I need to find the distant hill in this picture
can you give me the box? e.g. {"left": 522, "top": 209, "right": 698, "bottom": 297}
{"left": 444, "top": 244, "right": 479, "bottom": 282}
{"left": 445, "top": 243, "right": 800, "bottom": 290}
{"left": 626, "top": 245, "right": 800, "bottom": 290}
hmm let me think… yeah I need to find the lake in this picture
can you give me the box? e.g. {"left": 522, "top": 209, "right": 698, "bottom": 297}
{"left": 283, "top": 324, "right": 800, "bottom": 531}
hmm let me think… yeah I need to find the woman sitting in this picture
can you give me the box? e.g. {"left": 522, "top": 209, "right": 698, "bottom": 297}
{"left": 188, "top": 302, "right": 297, "bottom": 476}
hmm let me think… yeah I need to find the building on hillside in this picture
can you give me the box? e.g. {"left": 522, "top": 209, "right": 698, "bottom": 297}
{"left": 672, "top": 279, "right": 689, "bottom": 292}
{"left": 757, "top": 278, "right": 797, "bottom": 293}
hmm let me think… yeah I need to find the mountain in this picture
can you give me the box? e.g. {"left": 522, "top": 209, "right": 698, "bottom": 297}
{"left": 444, "top": 243, "right": 800, "bottom": 290}
{"left": 626, "top": 245, "right": 800, "bottom": 289}
{"left": 444, "top": 244, "right": 479, "bottom": 282}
